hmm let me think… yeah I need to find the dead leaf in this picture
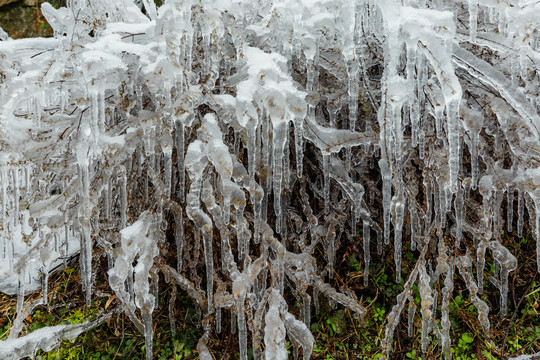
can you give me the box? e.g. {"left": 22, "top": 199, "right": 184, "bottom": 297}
{"left": 105, "top": 294, "right": 116, "bottom": 310}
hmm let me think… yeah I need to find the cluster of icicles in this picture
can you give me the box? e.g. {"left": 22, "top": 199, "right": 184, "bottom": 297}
{"left": 0, "top": 0, "right": 539, "bottom": 359}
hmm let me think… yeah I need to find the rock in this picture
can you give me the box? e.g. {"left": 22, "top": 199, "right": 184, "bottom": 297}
{"left": 0, "top": 0, "right": 20, "bottom": 7}
{"left": 0, "top": 1, "right": 51, "bottom": 39}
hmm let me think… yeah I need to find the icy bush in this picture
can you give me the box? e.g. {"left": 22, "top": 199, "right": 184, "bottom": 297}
{"left": 0, "top": 0, "right": 539, "bottom": 358}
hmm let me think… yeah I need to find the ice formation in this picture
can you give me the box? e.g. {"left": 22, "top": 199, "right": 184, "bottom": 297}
{"left": 0, "top": 312, "right": 112, "bottom": 360}
{"left": 0, "top": 0, "right": 539, "bottom": 358}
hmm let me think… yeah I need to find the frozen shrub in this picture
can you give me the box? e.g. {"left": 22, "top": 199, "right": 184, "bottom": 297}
{"left": 0, "top": 0, "right": 539, "bottom": 359}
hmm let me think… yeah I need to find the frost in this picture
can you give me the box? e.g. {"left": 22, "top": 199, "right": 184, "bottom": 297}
{"left": 363, "top": 220, "right": 371, "bottom": 287}
{"left": 0, "top": 0, "right": 537, "bottom": 358}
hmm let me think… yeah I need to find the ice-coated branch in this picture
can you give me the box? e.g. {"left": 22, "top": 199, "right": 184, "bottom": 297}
{"left": 0, "top": 312, "right": 113, "bottom": 360}
{"left": 0, "top": 0, "right": 538, "bottom": 358}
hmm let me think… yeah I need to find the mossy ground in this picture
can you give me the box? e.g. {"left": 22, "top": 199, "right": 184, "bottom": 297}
{"left": 1, "top": 230, "right": 539, "bottom": 359}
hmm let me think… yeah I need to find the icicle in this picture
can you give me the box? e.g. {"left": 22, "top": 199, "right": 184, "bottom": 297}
{"left": 81, "top": 231, "right": 92, "bottom": 306}
{"left": 1, "top": 234, "right": 5, "bottom": 262}
{"left": 380, "top": 159, "right": 392, "bottom": 245}
{"left": 323, "top": 153, "right": 331, "bottom": 215}
{"left": 247, "top": 124, "right": 257, "bottom": 179}
{"left": 90, "top": 91, "right": 100, "bottom": 141}
{"left": 348, "top": 59, "right": 360, "bottom": 132}
{"left": 393, "top": 194, "right": 405, "bottom": 281}
{"left": 252, "top": 180, "right": 263, "bottom": 245}
{"left": 471, "top": 131, "right": 479, "bottom": 190}
{"left": 163, "top": 146, "right": 172, "bottom": 199}
{"left": 469, "top": 0, "right": 478, "bottom": 40}
{"left": 430, "top": 290, "right": 438, "bottom": 337}
{"left": 175, "top": 122, "right": 185, "bottom": 201}
{"left": 283, "top": 128, "right": 291, "bottom": 191}
{"left": 272, "top": 121, "right": 287, "bottom": 223}
{"left": 326, "top": 217, "right": 337, "bottom": 279}
{"left": 22, "top": 167, "right": 29, "bottom": 195}
{"left": 294, "top": 120, "right": 304, "bottom": 177}
{"left": 251, "top": 294, "right": 267, "bottom": 360}
{"left": 42, "top": 266, "right": 49, "bottom": 305}
{"left": 438, "top": 179, "right": 447, "bottom": 231}
{"left": 518, "top": 188, "right": 524, "bottom": 237}
{"left": 278, "top": 251, "right": 285, "bottom": 295}
{"left": 237, "top": 297, "right": 248, "bottom": 360}
{"left": 261, "top": 120, "right": 271, "bottom": 224}
{"left": 103, "top": 177, "right": 111, "bottom": 220}
{"left": 446, "top": 99, "right": 460, "bottom": 193}
{"left": 33, "top": 93, "right": 41, "bottom": 127}
{"left": 410, "top": 102, "right": 419, "bottom": 147}
{"left": 457, "top": 253, "right": 490, "bottom": 336}
{"left": 174, "top": 210, "right": 184, "bottom": 271}
{"left": 491, "top": 241, "right": 517, "bottom": 315}
{"left": 16, "top": 269, "right": 25, "bottom": 319}
{"left": 410, "top": 207, "right": 418, "bottom": 251}
{"left": 436, "top": 244, "right": 454, "bottom": 359}
{"left": 142, "top": 305, "right": 153, "bottom": 360}
{"left": 120, "top": 171, "right": 127, "bottom": 229}
{"left": 232, "top": 187, "right": 248, "bottom": 261}
{"left": 530, "top": 189, "right": 540, "bottom": 273}
{"left": 306, "top": 58, "right": 317, "bottom": 93}
{"left": 419, "top": 129, "right": 426, "bottom": 159}
{"left": 223, "top": 188, "right": 231, "bottom": 226}
{"left": 11, "top": 169, "right": 19, "bottom": 224}
{"left": 0, "top": 167, "right": 7, "bottom": 222}
{"left": 192, "top": 228, "right": 201, "bottom": 281}
{"left": 127, "top": 269, "right": 134, "bottom": 304}
{"left": 98, "top": 91, "right": 105, "bottom": 133}
{"left": 419, "top": 260, "right": 433, "bottom": 354}
{"left": 407, "top": 294, "right": 416, "bottom": 338}
{"left": 377, "top": 225, "right": 383, "bottom": 255}
{"left": 435, "top": 106, "right": 444, "bottom": 142}
{"left": 363, "top": 220, "right": 370, "bottom": 287}
{"left": 455, "top": 180, "right": 464, "bottom": 247}
{"left": 64, "top": 223, "right": 69, "bottom": 267}
{"left": 493, "top": 190, "right": 504, "bottom": 238}
{"left": 476, "top": 238, "right": 489, "bottom": 295}
{"left": 478, "top": 175, "right": 493, "bottom": 241}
